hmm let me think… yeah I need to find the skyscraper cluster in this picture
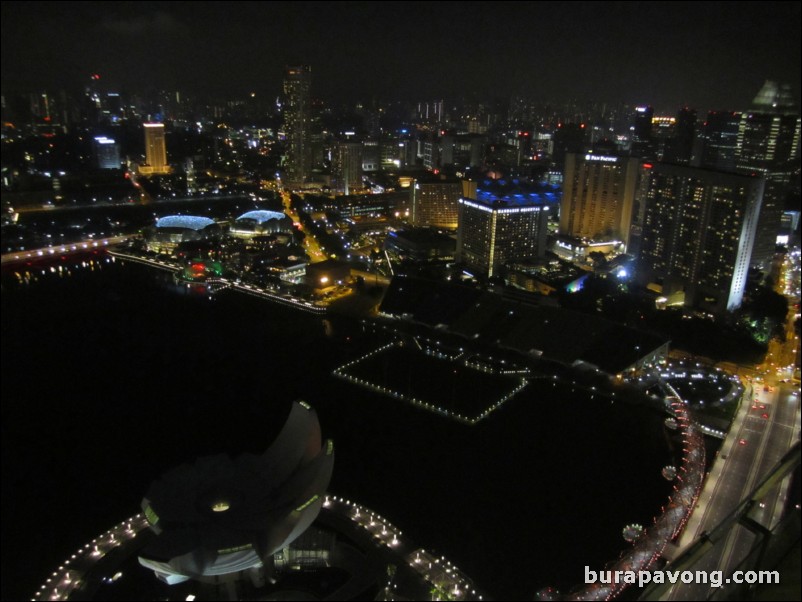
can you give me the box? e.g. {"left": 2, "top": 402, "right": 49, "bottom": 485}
{"left": 547, "top": 81, "right": 800, "bottom": 314}
{"left": 636, "top": 164, "right": 764, "bottom": 313}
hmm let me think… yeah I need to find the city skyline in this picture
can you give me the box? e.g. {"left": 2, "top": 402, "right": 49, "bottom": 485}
{"left": 2, "top": 1, "right": 801, "bottom": 112}
{"left": 2, "top": 2, "right": 800, "bottom": 600}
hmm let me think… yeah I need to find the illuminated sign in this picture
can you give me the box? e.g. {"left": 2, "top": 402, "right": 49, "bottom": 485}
{"left": 584, "top": 154, "right": 618, "bottom": 163}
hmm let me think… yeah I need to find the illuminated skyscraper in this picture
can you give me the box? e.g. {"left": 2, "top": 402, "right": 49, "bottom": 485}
{"left": 93, "top": 136, "right": 120, "bottom": 170}
{"left": 410, "top": 175, "right": 466, "bottom": 230}
{"left": 559, "top": 152, "right": 642, "bottom": 249}
{"left": 637, "top": 164, "right": 764, "bottom": 313}
{"left": 456, "top": 180, "right": 556, "bottom": 277}
{"left": 631, "top": 105, "right": 656, "bottom": 158}
{"left": 283, "top": 65, "right": 312, "bottom": 184}
{"left": 664, "top": 107, "right": 697, "bottom": 165}
{"left": 735, "top": 83, "right": 800, "bottom": 268}
{"left": 700, "top": 111, "right": 742, "bottom": 172}
{"left": 332, "top": 140, "right": 362, "bottom": 195}
{"left": 141, "top": 123, "right": 169, "bottom": 174}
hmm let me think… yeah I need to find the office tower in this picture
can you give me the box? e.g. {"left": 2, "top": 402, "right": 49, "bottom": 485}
{"left": 410, "top": 175, "right": 464, "bottom": 229}
{"left": 560, "top": 152, "right": 643, "bottom": 249}
{"left": 93, "top": 136, "right": 121, "bottom": 169}
{"left": 637, "top": 164, "right": 764, "bottom": 313}
{"left": 283, "top": 65, "right": 312, "bottom": 184}
{"left": 736, "top": 82, "right": 801, "bottom": 268}
{"left": 185, "top": 158, "right": 196, "bottom": 194}
{"left": 517, "top": 131, "right": 533, "bottom": 165}
{"left": 631, "top": 105, "right": 656, "bottom": 158}
{"left": 551, "top": 122, "right": 588, "bottom": 168}
{"left": 456, "top": 180, "right": 555, "bottom": 277}
{"left": 360, "top": 139, "right": 379, "bottom": 172}
{"left": 332, "top": 140, "right": 362, "bottom": 195}
{"left": 664, "top": 107, "right": 697, "bottom": 164}
{"left": 380, "top": 134, "right": 409, "bottom": 171}
{"left": 142, "top": 123, "right": 169, "bottom": 174}
{"left": 440, "top": 135, "right": 455, "bottom": 166}
{"left": 651, "top": 114, "right": 676, "bottom": 160}
{"left": 699, "top": 111, "right": 742, "bottom": 171}
{"left": 422, "top": 138, "right": 440, "bottom": 170}
{"left": 633, "top": 106, "right": 654, "bottom": 141}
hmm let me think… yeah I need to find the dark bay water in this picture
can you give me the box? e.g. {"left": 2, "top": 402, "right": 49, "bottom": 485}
{"left": 1, "top": 258, "right": 674, "bottom": 600}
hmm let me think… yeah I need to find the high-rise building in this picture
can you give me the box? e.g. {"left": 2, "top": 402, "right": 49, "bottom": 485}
{"left": 283, "top": 65, "right": 312, "bottom": 184}
{"left": 332, "top": 140, "right": 362, "bottom": 195}
{"left": 380, "top": 133, "right": 410, "bottom": 171}
{"left": 456, "top": 180, "right": 556, "bottom": 277}
{"left": 93, "top": 136, "right": 121, "bottom": 170}
{"left": 185, "top": 158, "right": 196, "bottom": 194}
{"left": 559, "top": 152, "right": 643, "bottom": 249}
{"left": 141, "top": 123, "right": 169, "bottom": 174}
{"left": 664, "top": 107, "right": 697, "bottom": 164}
{"left": 735, "top": 85, "right": 800, "bottom": 268}
{"left": 631, "top": 106, "right": 656, "bottom": 158}
{"left": 699, "top": 111, "right": 742, "bottom": 172}
{"left": 551, "top": 122, "right": 588, "bottom": 168}
{"left": 637, "top": 164, "right": 764, "bottom": 313}
{"left": 410, "top": 175, "right": 465, "bottom": 229}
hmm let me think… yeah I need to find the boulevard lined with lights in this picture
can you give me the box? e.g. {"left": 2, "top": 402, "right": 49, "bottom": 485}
{"left": 108, "top": 250, "right": 327, "bottom": 314}
{"left": 322, "top": 495, "right": 484, "bottom": 600}
{"left": 35, "top": 497, "right": 484, "bottom": 601}
{"left": 561, "top": 383, "right": 705, "bottom": 601}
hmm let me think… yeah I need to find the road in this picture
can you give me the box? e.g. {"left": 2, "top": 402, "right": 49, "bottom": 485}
{"left": 279, "top": 188, "right": 327, "bottom": 263}
{"left": 663, "top": 378, "right": 800, "bottom": 600}
{"left": 0, "top": 236, "right": 132, "bottom": 265}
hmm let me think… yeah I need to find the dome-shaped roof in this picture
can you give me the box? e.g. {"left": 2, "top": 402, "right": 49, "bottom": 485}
{"left": 235, "top": 210, "right": 287, "bottom": 224}
{"left": 156, "top": 215, "right": 216, "bottom": 230}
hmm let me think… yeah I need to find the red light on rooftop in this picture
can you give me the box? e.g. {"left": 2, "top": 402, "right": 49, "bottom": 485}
{"left": 643, "top": 163, "right": 653, "bottom": 169}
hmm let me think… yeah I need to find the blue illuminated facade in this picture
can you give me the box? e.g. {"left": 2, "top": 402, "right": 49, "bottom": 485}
{"left": 456, "top": 179, "right": 559, "bottom": 278}
{"left": 156, "top": 215, "right": 217, "bottom": 231}
{"left": 472, "top": 178, "right": 561, "bottom": 207}
{"left": 236, "top": 210, "right": 287, "bottom": 224}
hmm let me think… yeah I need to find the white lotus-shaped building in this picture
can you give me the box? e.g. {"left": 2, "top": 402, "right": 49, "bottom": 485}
{"left": 138, "top": 401, "right": 334, "bottom": 584}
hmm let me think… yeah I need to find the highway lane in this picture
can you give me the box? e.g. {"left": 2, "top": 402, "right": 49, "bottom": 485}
{"left": 664, "top": 380, "right": 800, "bottom": 600}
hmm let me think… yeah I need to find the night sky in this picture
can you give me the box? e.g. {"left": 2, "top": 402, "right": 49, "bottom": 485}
{"left": 2, "top": 1, "right": 801, "bottom": 112}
